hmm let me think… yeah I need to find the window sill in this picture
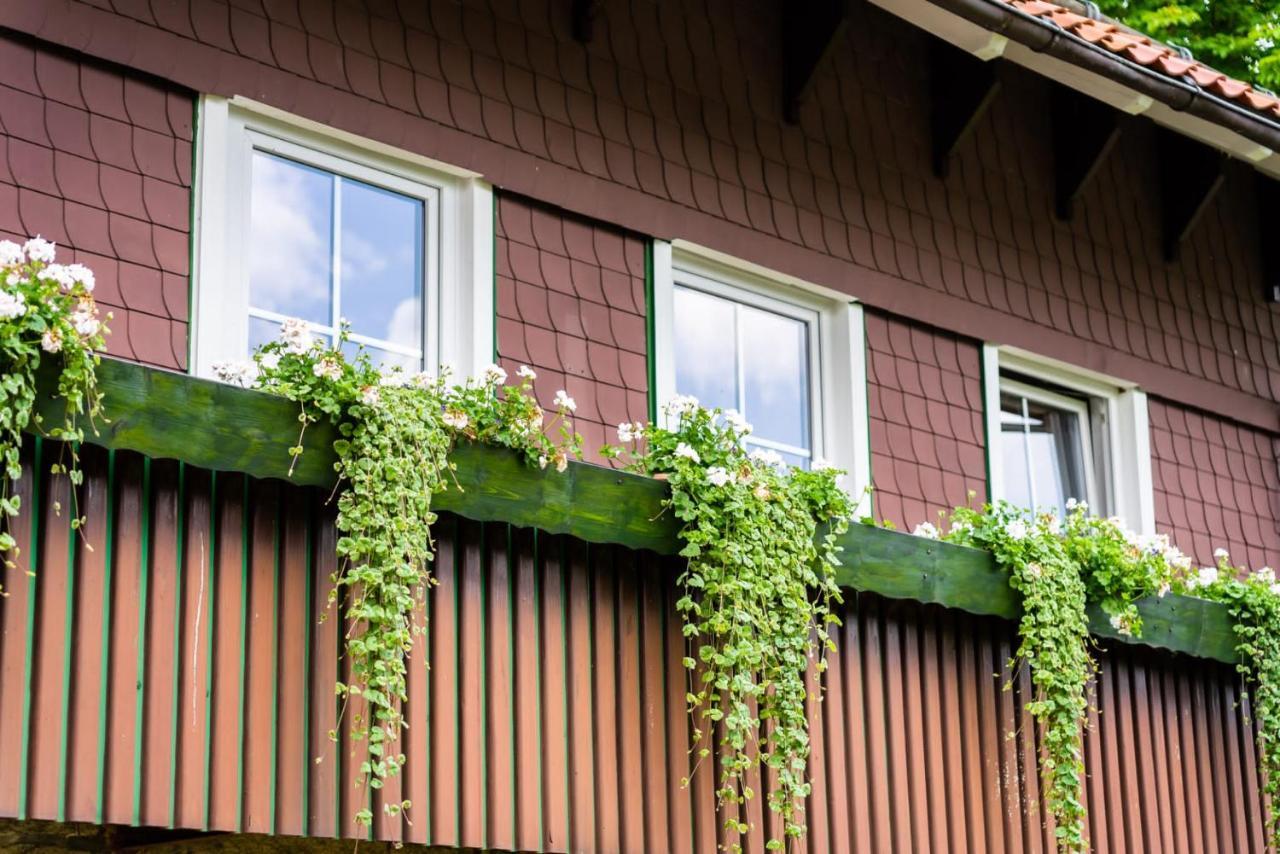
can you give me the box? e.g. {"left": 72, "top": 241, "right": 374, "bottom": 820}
{"left": 30, "top": 357, "right": 1237, "bottom": 664}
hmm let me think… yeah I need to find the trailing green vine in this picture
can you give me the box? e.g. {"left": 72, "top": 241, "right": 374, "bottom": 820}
{"left": 605, "top": 398, "right": 853, "bottom": 849}
{"left": 0, "top": 237, "right": 107, "bottom": 586}
{"left": 916, "top": 499, "right": 1280, "bottom": 851}
{"left": 219, "top": 325, "right": 580, "bottom": 825}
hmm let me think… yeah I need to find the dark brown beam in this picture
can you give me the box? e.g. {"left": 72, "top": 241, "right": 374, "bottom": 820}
{"left": 1052, "top": 86, "right": 1123, "bottom": 220}
{"left": 1158, "top": 128, "right": 1226, "bottom": 262}
{"left": 571, "top": 0, "right": 601, "bottom": 42}
{"left": 1259, "top": 175, "right": 1280, "bottom": 303}
{"left": 930, "top": 40, "right": 1001, "bottom": 178}
{"left": 782, "top": 0, "right": 850, "bottom": 123}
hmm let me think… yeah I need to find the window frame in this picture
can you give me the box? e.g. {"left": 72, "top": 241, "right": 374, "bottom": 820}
{"left": 982, "top": 345, "right": 1155, "bottom": 533}
{"left": 998, "top": 376, "right": 1099, "bottom": 513}
{"left": 191, "top": 96, "right": 493, "bottom": 379}
{"left": 653, "top": 241, "right": 872, "bottom": 512}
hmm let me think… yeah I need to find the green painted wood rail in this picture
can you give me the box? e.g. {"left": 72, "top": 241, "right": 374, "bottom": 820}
{"left": 29, "top": 358, "right": 1239, "bottom": 664}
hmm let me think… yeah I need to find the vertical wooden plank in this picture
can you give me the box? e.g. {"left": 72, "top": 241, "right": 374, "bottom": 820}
{"left": 591, "top": 545, "right": 621, "bottom": 853}
{"left": 207, "top": 473, "right": 246, "bottom": 831}
{"left": 881, "top": 602, "right": 913, "bottom": 852}
{"left": 638, "top": 556, "right": 670, "bottom": 852}
{"left": 512, "top": 527, "right": 543, "bottom": 852}
{"left": 400, "top": 501, "right": 430, "bottom": 846}
{"left": 936, "top": 609, "right": 969, "bottom": 854}
{"left": 1219, "top": 673, "right": 1253, "bottom": 853}
{"left": 1157, "top": 666, "right": 1189, "bottom": 851}
{"left": 1142, "top": 654, "right": 1176, "bottom": 854}
{"left": 834, "top": 594, "right": 875, "bottom": 854}
{"left": 1237, "top": 684, "right": 1267, "bottom": 854}
{"left": 615, "top": 549, "right": 647, "bottom": 852}
{"left": 565, "top": 538, "right": 597, "bottom": 851}
{"left": 973, "top": 624, "right": 1006, "bottom": 853}
{"left": 104, "top": 453, "right": 143, "bottom": 826}
{"left": 994, "top": 631, "right": 1026, "bottom": 853}
{"left": 900, "top": 606, "right": 931, "bottom": 854}
{"left": 484, "top": 524, "right": 515, "bottom": 851}
{"left": 242, "top": 480, "right": 278, "bottom": 834}
{"left": 1097, "top": 654, "right": 1129, "bottom": 854}
{"left": 174, "top": 467, "right": 212, "bottom": 830}
{"left": 428, "top": 516, "right": 460, "bottom": 846}
{"left": 457, "top": 518, "right": 485, "bottom": 847}
{"left": 1016, "top": 657, "right": 1049, "bottom": 852}
{"left": 28, "top": 465, "right": 71, "bottom": 820}
{"left": 274, "top": 491, "right": 309, "bottom": 836}
{"left": 918, "top": 608, "right": 948, "bottom": 854}
{"left": 1083, "top": 673, "right": 1109, "bottom": 854}
{"left": 955, "top": 612, "right": 988, "bottom": 854}
{"left": 662, "top": 569, "right": 696, "bottom": 854}
{"left": 307, "top": 505, "right": 339, "bottom": 838}
{"left": 861, "top": 596, "right": 894, "bottom": 852}
{"left": 1185, "top": 665, "right": 1218, "bottom": 852}
{"left": 67, "top": 447, "right": 109, "bottom": 823}
{"left": 804, "top": 634, "right": 829, "bottom": 854}
{"left": 142, "top": 460, "right": 180, "bottom": 828}
{"left": 537, "top": 531, "right": 570, "bottom": 851}
{"left": 820, "top": 602, "right": 852, "bottom": 851}
{"left": 0, "top": 440, "right": 40, "bottom": 817}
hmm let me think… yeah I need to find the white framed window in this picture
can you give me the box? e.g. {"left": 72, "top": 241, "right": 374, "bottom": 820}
{"left": 653, "top": 241, "right": 871, "bottom": 509}
{"left": 982, "top": 346, "right": 1154, "bottom": 532}
{"left": 191, "top": 96, "right": 493, "bottom": 378}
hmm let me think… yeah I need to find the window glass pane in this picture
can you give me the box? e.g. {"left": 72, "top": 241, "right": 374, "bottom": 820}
{"left": 740, "top": 304, "right": 809, "bottom": 451}
{"left": 673, "top": 286, "right": 736, "bottom": 412}
{"left": 341, "top": 339, "right": 420, "bottom": 373}
{"left": 1000, "top": 390, "right": 1087, "bottom": 516}
{"left": 340, "top": 178, "right": 424, "bottom": 351}
{"left": 249, "top": 152, "right": 333, "bottom": 325}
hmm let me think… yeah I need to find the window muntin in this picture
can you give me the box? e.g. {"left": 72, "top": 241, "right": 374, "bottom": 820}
{"left": 243, "top": 139, "right": 435, "bottom": 372}
{"left": 998, "top": 378, "right": 1098, "bottom": 516}
{"left": 672, "top": 279, "right": 817, "bottom": 468}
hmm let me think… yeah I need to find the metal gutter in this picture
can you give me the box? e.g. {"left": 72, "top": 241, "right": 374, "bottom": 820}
{"left": 926, "top": 0, "right": 1280, "bottom": 152}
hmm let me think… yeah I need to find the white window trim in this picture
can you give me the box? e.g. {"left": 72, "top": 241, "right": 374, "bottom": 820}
{"left": 653, "top": 240, "right": 872, "bottom": 514}
{"left": 190, "top": 95, "right": 493, "bottom": 378}
{"left": 983, "top": 346, "right": 1155, "bottom": 533}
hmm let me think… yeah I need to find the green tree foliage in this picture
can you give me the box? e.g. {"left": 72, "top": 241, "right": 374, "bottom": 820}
{"left": 1096, "top": 0, "right": 1280, "bottom": 89}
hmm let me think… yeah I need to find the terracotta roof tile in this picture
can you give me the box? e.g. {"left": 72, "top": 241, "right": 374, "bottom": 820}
{"left": 996, "top": 0, "right": 1280, "bottom": 124}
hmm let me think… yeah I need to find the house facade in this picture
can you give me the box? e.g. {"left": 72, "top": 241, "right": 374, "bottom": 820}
{"left": 0, "top": 0, "right": 1278, "bottom": 851}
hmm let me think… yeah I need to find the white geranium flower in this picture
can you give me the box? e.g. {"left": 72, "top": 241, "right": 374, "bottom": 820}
{"left": 1256, "top": 567, "right": 1276, "bottom": 585}
{"left": 411, "top": 371, "right": 436, "bottom": 389}
{"left": 259, "top": 351, "right": 281, "bottom": 371}
{"left": 0, "top": 288, "right": 26, "bottom": 320}
{"left": 1214, "top": 547, "right": 1230, "bottom": 561}
{"left": 617, "top": 422, "right": 638, "bottom": 443}
{"left": 442, "top": 409, "right": 469, "bottom": 430}
{"left": 1197, "top": 566, "right": 1219, "bottom": 588}
{"left": 65, "top": 263, "right": 94, "bottom": 291}
{"left": 706, "top": 466, "right": 731, "bottom": 487}
{"left": 1108, "top": 614, "right": 1133, "bottom": 637}
{"left": 748, "top": 448, "right": 785, "bottom": 469}
{"left": 553, "top": 390, "right": 576, "bottom": 412}
{"left": 379, "top": 369, "right": 409, "bottom": 387}
{"left": 212, "top": 360, "right": 256, "bottom": 387}
{"left": 280, "top": 317, "right": 312, "bottom": 354}
{"left": 70, "top": 300, "right": 99, "bottom": 336}
{"left": 1065, "top": 497, "right": 1077, "bottom": 510}
{"left": 1157, "top": 582, "right": 1170, "bottom": 598}
{"left": 674, "top": 442, "right": 700, "bottom": 463}
{"left": 553, "top": 451, "right": 568, "bottom": 473}
{"left": 23, "top": 236, "right": 55, "bottom": 263}
{"left": 41, "top": 328, "right": 62, "bottom": 353}
{"left": 950, "top": 521, "right": 972, "bottom": 537}
{"left": 912, "top": 521, "right": 940, "bottom": 540}
{"left": 312, "top": 357, "right": 341, "bottom": 380}
{"left": 360, "top": 385, "right": 381, "bottom": 406}
{"left": 37, "top": 263, "right": 75, "bottom": 290}
{"left": 517, "top": 365, "right": 537, "bottom": 380}
{"left": 723, "top": 409, "right": 752, "bottom": 435}
{"left": 1271, "top": 582, "right": 1280, "bottom": 597}
{"left": 481, "top": 363, "right": 507, "bottom": 385}
{"left": 662, "top": 394, "right": 699, "bottom": 418}
{"left": 0, "top": 240, "right": 23, "bottom": 267}
{"left": 1005, "top": 519, "right": 1028, "bottom": 541}
{"left": 1045, "top": 516, "right": 1061, "bottom": 536}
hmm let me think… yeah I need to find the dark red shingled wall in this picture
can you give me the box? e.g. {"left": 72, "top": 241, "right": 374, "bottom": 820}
{"left": 0, "top": 34, "right": 191, "bottom": 370}
{"left": 1150, "top": 399, "right": 1280, "bottom": 570}
{"left": 495, "top": 193, "right": 649, "bottom": 462}
{"left": 866, "top": 310, "right": 986, "bottom": 530}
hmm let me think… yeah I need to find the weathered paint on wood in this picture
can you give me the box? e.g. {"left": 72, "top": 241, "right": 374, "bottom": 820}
{"left": 30, "top": 358, "right": 1240, "bottom": 663}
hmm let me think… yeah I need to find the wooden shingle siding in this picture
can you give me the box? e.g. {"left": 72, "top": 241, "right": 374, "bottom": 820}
{"left": 0, "top": 441, "right": 1267, "bottom": 851}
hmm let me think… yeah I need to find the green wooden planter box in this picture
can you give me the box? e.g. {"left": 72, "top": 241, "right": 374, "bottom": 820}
{"left": 29, "top": 357, "right": 1239, "bottom": 664}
